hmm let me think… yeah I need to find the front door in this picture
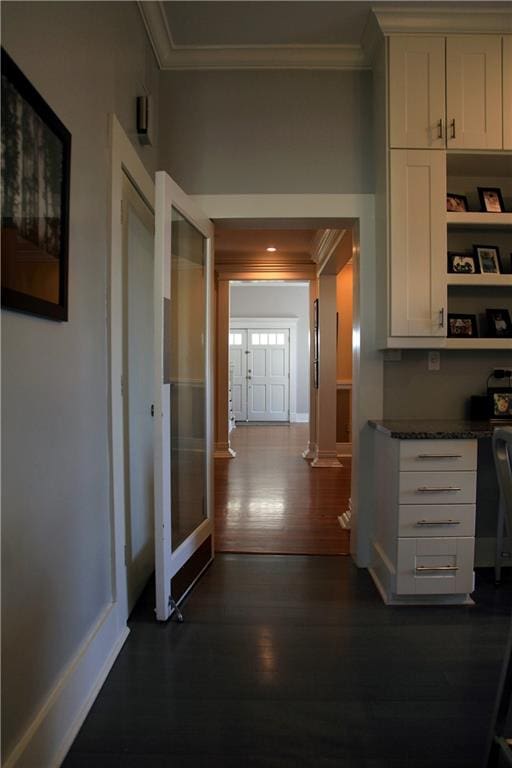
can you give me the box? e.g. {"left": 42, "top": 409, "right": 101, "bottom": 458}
{"left": 154, "top": 172, "right": 214, "bottom": 621}
{"left": 247, "top": 329, "right": 290, "bottom": 422}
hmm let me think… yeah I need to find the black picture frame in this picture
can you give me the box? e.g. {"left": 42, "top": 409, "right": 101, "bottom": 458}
{"left": 447, "top": 252, "right": 479, "bottom": 274}
{"left": 478, "top": 187, "right": 506, "bottom": 214}
{"left": 313, "top": 298, "right": 319, "bottom": 389}
{"left": 1, "top": 48, "right": 71, "bottom": 321}
{"left": 447, "top": 313, "right": 478, "bottom": 338}
{"left": 488, "top": 389, "right": 512, "bottom": 420}
{"left": 473, "top": 245, "right": 502, "bottom": 275}
{"left": 446, "top": 193, "right": 469, "bottom": 213}
{"left": 486, "top": 308, "right": 512, "bottom": 338}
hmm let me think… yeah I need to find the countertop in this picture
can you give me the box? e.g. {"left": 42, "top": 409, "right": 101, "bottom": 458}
{"left": 368, "top": 419, "right": 498, "bottom": 440}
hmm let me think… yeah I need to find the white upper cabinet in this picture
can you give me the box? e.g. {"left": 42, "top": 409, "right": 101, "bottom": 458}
{"left": 446, "top": 36, "right": 502, "bottom": 149}
{"left": 504, "top": 36, "right": 512, "bottom": 150}
{"left": 389, "top": 37, "right": 446, "bottom": 149}
{"left": 389, "top": 150, "right": 447, "bottom": 338}
{"left": 389, "top": 34, "right": 504, "bottom": 150}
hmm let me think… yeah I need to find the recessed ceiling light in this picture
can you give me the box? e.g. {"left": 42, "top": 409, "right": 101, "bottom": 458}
{"left": 266, "top": 246, "right": 277, "bottom": 252}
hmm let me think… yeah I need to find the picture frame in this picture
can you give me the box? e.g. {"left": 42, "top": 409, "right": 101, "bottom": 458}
{"left": 486, "top": 308, "right": 512, "bottom": 338}
{"left": 446, "top": 193, "right": 469, "bottom": 213}
{"left": 478, "top": 187, "right": 506, "bottom": 213}
{"left": 488, "top": 389, "right": 512, "bottom": 420}
{"left": 447, "top": 252, "right": 479, "bottom": 275}
{"left": 447, "top": 313, "right": 478, "bottom": 338}
{"left": 473, "top": 245, "right": 501, "bottom": 275}
{"left": 1, "top": 48, "right": 71, "bottom": 321}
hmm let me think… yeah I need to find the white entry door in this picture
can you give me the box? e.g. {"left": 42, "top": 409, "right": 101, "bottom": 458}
{"left": 154, "top": 172, "right": 214, "bottom": 621}
{"left": 229, "top": 329, "right": 247, "bottom": 421}
{"left": 247, "top": 329, "right": 290, "bottom": 421}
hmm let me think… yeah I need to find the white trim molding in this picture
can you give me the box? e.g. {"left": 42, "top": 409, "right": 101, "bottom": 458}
{"left": 138, "top": 1, "right": 368, "bottom": 70}
{"left": 3, "top": 605, "right": 128, "bottom": 768}
{"left": 293, "top": 413, "right": 310, "bottom": 423}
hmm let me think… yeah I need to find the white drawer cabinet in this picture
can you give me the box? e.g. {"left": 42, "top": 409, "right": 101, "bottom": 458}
{"left": 371, "top": 430, "right": 477, "bottom": 605}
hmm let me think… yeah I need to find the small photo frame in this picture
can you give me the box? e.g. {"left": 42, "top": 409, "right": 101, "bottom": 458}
{"left": 447, "top": 314, "right": 478, "bottom": 338}
{"left": 489, "top": 389, "right": 512, "bottom": 420}
{"left": 478, "top": 187, "right": 506, "bottom": 213}
{"left": 447, "top": 252, "right": 479, "bottom": 274}
{"left": 446, "top": 193, "right": 469, "bottom": 213}
{"left": 486, "top": 308, "right": 512, "bottom": 338}
{"left": 473, "top": 245, "right": 501, "bottom": 275}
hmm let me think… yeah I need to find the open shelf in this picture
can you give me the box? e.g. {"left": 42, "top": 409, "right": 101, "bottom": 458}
{"left": 447, "top": 274, "right": 512, "bottom": 287}
{"left": 446, "top": 212, "right": 512, "bottom": 229}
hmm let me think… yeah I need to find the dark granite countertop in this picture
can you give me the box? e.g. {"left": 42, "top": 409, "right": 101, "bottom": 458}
{"left": 368, "top": 419, "right": 498, "bottom": 439}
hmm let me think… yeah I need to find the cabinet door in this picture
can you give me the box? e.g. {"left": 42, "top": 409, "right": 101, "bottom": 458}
{"left": 389, "top": 36, "right": 446, "bottom": 149}
{"left": 389, "top": 150, "right": 447, "bottom": 338}
{"left": 504, "top": 36, "right": 512, "bottom": 150}
{"left": 446, "top": 35, "right": 502, "bottom": 149}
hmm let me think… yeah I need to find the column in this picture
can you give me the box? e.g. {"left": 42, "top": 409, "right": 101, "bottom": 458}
{"left": 311, "top": 273, "right": 341, "bottom": 468}
{"left": 214, "top": 277, "right": 236, "bottom": 458}
{"left": 302, "top": 278, "right": 318, "bottom": 459}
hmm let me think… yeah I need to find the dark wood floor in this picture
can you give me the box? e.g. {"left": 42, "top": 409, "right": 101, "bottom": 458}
{"left": 215, "top": 424, "right": 351, "bottom": 555}
{"left": 64, "top": 556, "right": 512, "bottom": 767}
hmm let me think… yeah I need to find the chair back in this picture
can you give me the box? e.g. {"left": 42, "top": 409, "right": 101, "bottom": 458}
{"left": 493, "top": 427, "right": 512, "bottom": 529}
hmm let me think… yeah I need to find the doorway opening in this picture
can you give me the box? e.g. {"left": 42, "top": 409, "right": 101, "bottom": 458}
{"left": 214, "top": 224, "right": 353, "bottom": 556}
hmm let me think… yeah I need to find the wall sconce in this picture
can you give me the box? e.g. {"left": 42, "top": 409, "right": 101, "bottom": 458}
{"left": 136, "top": 94, "right": 153, "bottom": 146}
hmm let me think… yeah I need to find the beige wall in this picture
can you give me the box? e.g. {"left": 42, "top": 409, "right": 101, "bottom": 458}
{"left": 336, "top": 262, "right": 353, "bottom": 382}
{"left": 1, "top": 2, "right": 159, "bottom": 760}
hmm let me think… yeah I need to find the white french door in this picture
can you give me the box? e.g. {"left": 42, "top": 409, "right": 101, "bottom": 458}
{"left": 154, "top": 172, "right": 214, "bottom": 621}
{"left": 229, "top": 329, "right": 247, "bottom": 421}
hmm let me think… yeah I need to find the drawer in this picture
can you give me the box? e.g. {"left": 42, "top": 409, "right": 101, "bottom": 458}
{"left": 399, "top": 471, "right": 476, "bottom": 505}
{"left": 398, "top": 504, "right": 475, "bottom": 538}
{"left": 399, "top": 440, "right": 477, "bottom": 472}
{"left": 396, "top": 537, "right": 474, "bottom": 595}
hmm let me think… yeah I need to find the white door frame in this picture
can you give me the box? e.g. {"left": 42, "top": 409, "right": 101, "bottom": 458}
{"left": 192, "top": 194, "right": 382, "bottom": 569}
{"left": 109, "top": 115, "right": 155, "bottom": 629}
{"left": 230, "top": 316, "right": 299, "bottom": 422}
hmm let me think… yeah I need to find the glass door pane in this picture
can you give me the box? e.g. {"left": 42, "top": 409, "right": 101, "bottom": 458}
{"left": 170, "top": 207, "right": 206, "bottom": 550}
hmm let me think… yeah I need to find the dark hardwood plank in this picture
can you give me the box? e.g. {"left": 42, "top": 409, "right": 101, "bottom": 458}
{"left": 215, "top": 424, "right": 350, "bottom": 555}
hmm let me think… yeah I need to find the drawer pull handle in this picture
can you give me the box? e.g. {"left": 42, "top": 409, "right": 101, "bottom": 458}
{"left": 416, "top": 565, "right": 459, "bottom": 572}
{"left": 416, "top": 520, "right": 460, "bottom": 526}
{"left": 416, "top": 486, "right": 461, "bottom": 493}
{"left": 416, "top": 454, "right": 462, "bottom": 460}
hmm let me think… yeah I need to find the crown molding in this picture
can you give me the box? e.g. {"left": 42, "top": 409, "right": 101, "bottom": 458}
{"left": 372, "top": 6, "right": 512, "bottom": 36}
{"left": 138, "top": 1, "right": 368, "bottom": 70}
{"left": 311, "top": 229, "right": 345, "bottom": 270}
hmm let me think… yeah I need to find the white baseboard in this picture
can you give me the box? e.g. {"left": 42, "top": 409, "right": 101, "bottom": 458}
{"left": 291, "top": 413, "right": 309, "bottom": 423}
{"left": 5, "top": 604, "right": 129, "bottom": 768}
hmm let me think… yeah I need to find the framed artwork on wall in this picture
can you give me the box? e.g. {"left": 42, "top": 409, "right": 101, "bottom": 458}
{"left": 1, "top": 48, "right": 71, "bottom": 321}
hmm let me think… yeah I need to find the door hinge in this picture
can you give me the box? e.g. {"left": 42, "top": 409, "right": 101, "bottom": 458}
{"left": 120, "top": 375, "right": 124, "bottom": 396}
{"left": 151, "top": 404, "right": 155, "bottom": 417}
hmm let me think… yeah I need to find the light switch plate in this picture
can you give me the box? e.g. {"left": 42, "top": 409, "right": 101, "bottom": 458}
{"left": 428, "top": 351, "right": 441, "bottom": 371}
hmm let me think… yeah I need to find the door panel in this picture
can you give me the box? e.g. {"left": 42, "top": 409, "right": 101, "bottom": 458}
{"left": 229, "top": 330, "right": 246, "bottom": 420}
{"left": 154, "top": 172, "right": 214, "bottom": 621}
{"left": 247, "top": 329, "right": 289, "bottom": 421}
{"left": 122, "top": 174, "right": 155, "bottom": 614}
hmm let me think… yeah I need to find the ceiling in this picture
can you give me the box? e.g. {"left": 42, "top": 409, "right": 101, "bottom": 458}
{"left": 139, "top": 1, "right": 512, "bottom": 70}
{"left": 216, "top": 228, "right": 318, "bottom": 261}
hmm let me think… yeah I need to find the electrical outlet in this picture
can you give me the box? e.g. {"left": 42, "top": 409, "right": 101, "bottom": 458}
{"left": 428, "top": 351, "right": 441, "bottom": 371}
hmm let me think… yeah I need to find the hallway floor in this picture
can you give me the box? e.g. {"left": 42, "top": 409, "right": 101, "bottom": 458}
{"left": 215, "top": 424, "right": 351, "bottom": 554}
{"left": 64, "top": 555, "right": 511, "bottom": 767}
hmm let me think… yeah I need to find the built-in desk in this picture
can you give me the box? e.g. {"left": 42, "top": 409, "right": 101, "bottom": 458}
{"left": 369, "top": 419, "right": 501, "bottom": 606}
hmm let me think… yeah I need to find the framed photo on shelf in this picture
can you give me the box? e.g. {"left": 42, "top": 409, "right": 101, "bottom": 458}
{"left": 447, "top": 313, "right": 478, "bottom": 338}
{"left": 486, "top": 308, "right": 512, "bottom": 338}
{"left": 478, "top": 187, "right": 506, "bottom": 213}
{"left": 447, "top": 252, "right": 479, "bottom": 274}
{"left": 1, "top": 48, "right": 71, "bottom": 321}
{"left": 488, "top": 389, "right": 512, "bottom": 420}
{"left": 446, "top": 193, "right": 469, "bottom": 213}
{"left": 473, "top": 245, "right": 501, "bottom": 274}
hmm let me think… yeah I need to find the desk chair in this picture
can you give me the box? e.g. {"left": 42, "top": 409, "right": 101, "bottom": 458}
{"left": 485, "top": 427, "right": 512, "bottom": 767}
